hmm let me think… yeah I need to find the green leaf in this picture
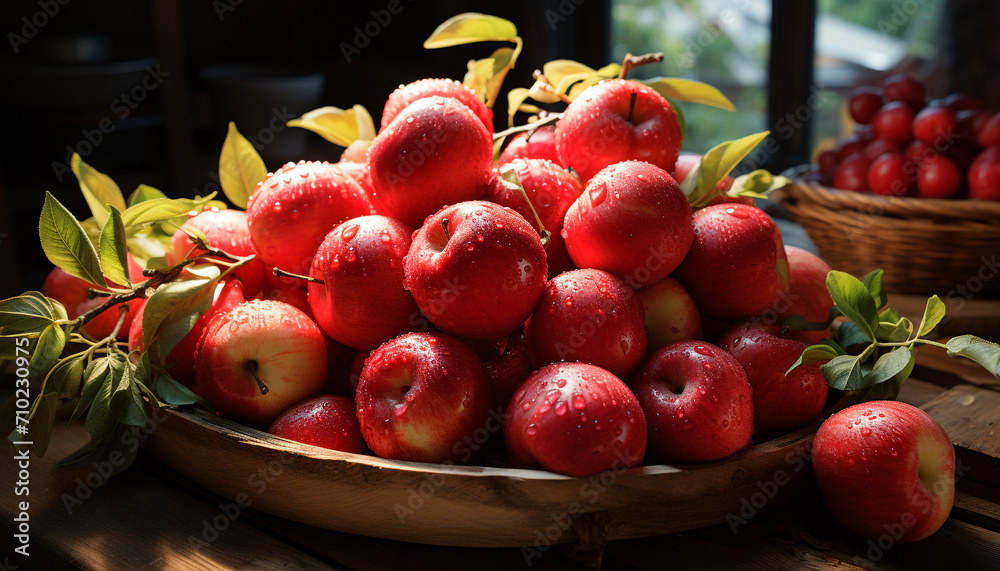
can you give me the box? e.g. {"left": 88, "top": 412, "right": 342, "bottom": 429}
{"left": 219, "top": 122, "right": 267, "bottom": 209}
{"left": 783, "top": 305, "right": 840, "bottom": 333}
{"left": 689, "top": 131, "right": 770, "bottom": 207}
{"left": 876, "top": 317, "right": 913, "bottom": 343}
{"left": 728, "top": 170, "right": 789, "bottom": 199}
{"left": 23, "top": 392, "right": 59, "bottom": 457}
{"left": 785, "top": 343, "right": 841, "bottom": 376}
{"left": 879, "top": 306, "right": 900, "bottom": 323}
{"left": 861, "top": 270, "right": 887, "bottom": 310}
{"left": 27, "top": 323, "right": 66, "bottom": 378}
{"left": 916, "top": 295, "right": 946, "bottom": 338}
{"left": 99, "top": 206, "right": 131, "bottom": 288}
{"left": 822, "top": 352, "right": 868, "bottom": 391}
{"left": 155, "top": 374, "right": 206, "bottom": 406}
{"left": 39, "top": 191, "right": 108, "bottom": 288}
{"left": 71, "top": 154, "right": 126, "bottom": 227}
{"left": 424, "top": 13, "right": 518, "bottom": 48}
{"left": 127, "top": 184, "right": 168, "bottom": 206}
{"left": 642, "top": 77, "right": 736, "bottom": 111}
{"left": 86, "top": 353, "right": 126, "bottom": 440}
{"left": 826, "top": 270, "right": 879, "bottom": 341}
{"left": 112, "top": 360, "right": 147, "bottom": 427}
{"left": 70, "top": 357, "right": 112, "bottom": 426}
{"left": 49, "top": 355, "right": 86, "bottom": 399}
{"left": 863, "top": 347, "right": 914, "bottom": 387}
{"left": 142, "top": 277, "right": 216, "bottom": 364}
{"left": 542, "top": 60, "right": 595, "bottom": 87}
{"left": 946, "top": 335, "right": 1000, "bottom": 377}
{"left": 664, "top": 97, "right": 687, "bottom": 142}
{"left": 838, "top": 321, "right": 873, "bottom": 351}
{"left": 121, "top": 194, "right": 216, "bottom": 232}
{"left": 288, "top": 105, "right": 376, "bottom": 147}
{"left": 0, "top": 291, "right": 57, "bottom": 336}
{"left": 56, "top": 434, "right": 108, "bottom": 467}
{"left": 506, "top": 87, "right": 533, "bottom": 128}
{"left": 464, "top": 47, "right": 515, "bottom": 108}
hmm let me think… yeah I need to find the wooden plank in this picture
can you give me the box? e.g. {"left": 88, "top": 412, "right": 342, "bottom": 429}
{"left": 912, "top": 345, "right": 1000, "bottom": 390}
{"left": 896, "top": 378, "right": 947, "bottom": 408}
{"left": 886, "top": 292, "right": 1000, "bottom": 341}
{"left": 0, "top": 424, "right": 337, "bottom": 570}
{"left": 953, "top": 483, "right": 1000, "bottom": 535}
{"left": 920, "top": 385, "right": 1000, "bottom": 487}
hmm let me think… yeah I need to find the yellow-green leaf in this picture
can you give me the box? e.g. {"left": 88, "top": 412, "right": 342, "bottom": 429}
{"left": 0, "top": 291, "right": 57, "bottom": 336}
{"left": 28, "top": 323, "right": 66, "bottom": 378}
{"left": 528, "top": 79, "right": 561, "bottom": 104}
{"left": 424, "top": 13, "right": 518, "bottom": 48}
{"left": 729, "top": 170, "right": 790, "bottom": 199}
{"left": 287, "top": 105, "right": 376, "bottom": 147}
{"left": 917, "top": 295, "right": 946, "bottom": 338}
{"left": 39, "top": 191, "right": 107, "bottom": 288}
{"left": 127, "top": 184, "right": 168, "bottom": 207}
{"left": 507, "top": 87, "right": 532, "bottom": 127}
{"left": 121, "top": 194, "right": 216, "bottom": 232}
{"left": 70, "top": 154, "right": 126, "bottom": 227}
{"left": 464, "top": 58, "right": 496, "bottom": 104}
{"left": 219, "top": 122, "right": 267, "bottom": 209}
{"left": 99, "top": 206, "right": 130, "bottom": 288}
{"left": 694, "top": 131, "right": 770, "bottom": 206}
{"left": 643, "top": 77, "right": 736, "bottom": 112}
{"left": 543, "top": 60, "right": 595, "bottom": 87}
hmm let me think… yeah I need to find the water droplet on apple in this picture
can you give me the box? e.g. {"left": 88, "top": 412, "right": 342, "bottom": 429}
{"left": 692, "top": 345, "right": 711, "bottom": 356}
{"left": 620, "top": 339, "right": 629, "bottom": 355}
{"left": 341, "top": 224, "right": 360, "bottom": 241}
{"left": 555, "top": 401, "right": 568, "bottom": 416}
{"left": 526, "top": 424, "right": 538, "bottom": 437}
{"left": 588, "top": 183, "right": 607, "bottom": 206}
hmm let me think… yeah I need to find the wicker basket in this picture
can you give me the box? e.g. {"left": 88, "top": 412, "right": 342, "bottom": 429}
{"left": 777, "top": 181, "right": 1000, "bottom": 297}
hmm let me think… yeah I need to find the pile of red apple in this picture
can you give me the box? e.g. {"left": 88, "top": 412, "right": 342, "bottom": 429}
{"left": 806, "top": 74, "right": 1000, "bottom": 200}
{"left": 42, "top": 74, "right": 957, "bottom": 545}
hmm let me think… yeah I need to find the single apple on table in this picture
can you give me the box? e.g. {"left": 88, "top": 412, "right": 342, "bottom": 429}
{"left": 166, "top": 208, "right": 265, "bottom": 297}
{"left": 718, "top": 320, "right": 829, "bottom": 439}
{"left": 525, "top": 268, "right": 647, "bottom": 380}
{"left": 404, "top": 201, "right": 547, "bottom": 341}
{"left": 193, "top": 299, "right": 328, "bottom": 428}
{"left": 629, "top": 340, "right": 754, "bottom": 463}
{"left": 562, "top": 160, "right": 694, "bottom": 287}
{"left": 637, "top": 276, "right": 703, "bottom": 352}
{"left": 504, "top": 362, "right": 647, "bottom": 476}
{"left": 42, "top": 253, "right": 147, "bottom": 340}
{"left": 355, "top": 332, "right": 492, "bottom": 463}
{"left": 812, "top": 401, "right": 956, "bottom": 543}
{"left": 268, "top": 394, "right": 367, "bottom": 454}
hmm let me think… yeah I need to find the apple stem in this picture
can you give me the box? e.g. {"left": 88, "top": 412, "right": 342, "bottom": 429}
{"left": 272, "top": 267, "right": 324, "bottom": 285}
{"left": 627, "top": 92, "right": 638, "bottom": 123}
{"left": 248, "top": 361, "right": 269, "bottom": 395}
{"left": 618, "top": 52, "right": 665, "bottom": 80}
{"left": 442, "top": 218, "right": 451, "bottom": 240}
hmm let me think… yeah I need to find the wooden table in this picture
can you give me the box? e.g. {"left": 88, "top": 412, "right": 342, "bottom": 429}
{"left": 3, "top": 345, "right": 999, "bottom": 571}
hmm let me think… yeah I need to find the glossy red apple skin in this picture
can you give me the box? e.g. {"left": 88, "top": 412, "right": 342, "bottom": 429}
{"left": 504, "top": 362, "right": 647, "bottom": 476}
{"left": 968, "top": 145, "right": 1000, "bottom": 201}
{"left": 638, "top": 276, "right": 703, "bottom": 352}
{"left": 525, "top": 269, "right": 647, "bottom": 379}
{"left": 129, "top": 279, "right": 246, "bottom": 386}
{"left": 355, "top": 332, "right": 492, "bottom": 463}
{"left": 630, "top": 341, "right": 754, "bottom": 463}
{"left": 497, "top": 124, "right": 561, "bottom": 166}
{"left": 193, "top": 299, "right": 328, "bottom": 428}
{"left": 307, "top": 215, "right": 418, "bottom": 350}
{"left": 381, "top": 78, "right": 494, "bottom": 134}
{"left": 674, "top": 203, "right": 790, "bottom": 322}
{"left": 563, "top": 161, "right": 694, "bottom": 287}
{"left": 483, "top": 158, "right": 583, "bottom": 278}
{"left": 480, "top": 327, "right": 532, "bottom": 410}
{"left": 555, "top": 79, "right": 682, "bottom": 182}
{"left": 247, "top": 161, "right": 374, "bottom": 276}
{"left": 261, "top": 265, "right": 312, "bottom": 318}
{"left": 368, "top": 97, "right": 492, "bottom": 226}
{"left": 167, "top": 208, "right": 265, "bottom": 297}
{"left": 404, "top": 201, "right": 547, "bottom": 341}
{"left": 718, "top": 321, "right": 829, "bottom": 438}
{"left": 42, "top": 255, "right": 146, "bottom": 340}
{"left": 813, "top": 401, "right": 956, "bottom": 543}
{"left": 267, "top": 394, "right": 367, "bottom": 454}
{"left": 775, "top": 246, "right": 834, "bottom": 343}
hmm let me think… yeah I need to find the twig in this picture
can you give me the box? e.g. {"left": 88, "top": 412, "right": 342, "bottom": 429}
{"left": 619, "top": 52, "right": 665, "bottom": 80}
{"left": 493, "top": 113, "right": 563, "bottom": 141}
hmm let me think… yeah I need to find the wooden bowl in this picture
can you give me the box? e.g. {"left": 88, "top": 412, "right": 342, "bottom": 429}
{"left": 141, "top": 406, "right": 818, "bottom": 548}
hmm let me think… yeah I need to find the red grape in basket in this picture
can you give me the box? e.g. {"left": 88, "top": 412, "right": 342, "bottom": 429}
{"left": 848, "top": 86, "right": 886, "bottom": 125}
{"left": 380, "top": 78, "right": 493, "bottom": 134}
{"left": 497, "top": 124, "right": 561, "bottom": 166}
{"left": 629, "top": 341, "right": 753, "bottom": 463}
{"left": 247, "top": 161, "right": 374, "bottom": 276}
{"left": 916, "top": 155, "right": 963, "bottom": 199}
{"left": 268, "top": 395, "right": 367, "bottom": 454}
{"left": 968, "top": 145, "right": 1000, "bottom": 200}
{"left": 832, "top": 152, "right": 870, "bottom": 192}
{"left": 356, "top": 332, "right": 491, "bottom": 463}
{"left": 871, "top": 101, "right": 915, "bottom": 143}
{"left": 881, "top": 74, "right": 926, "bottom": 109}
{"left": 867, "top": 152, "right": 915, "bottom": 196}
{"left": 368, "top": 96, "right": 493, "bottom": 226}
{"left": 978, "top": 112, "right": 1000, "bottom": 148}
{"left": 674, "top": 203, "right": 790, "bottom": 322}
{"left": 167, "top": 208, "right": 266, "bottom": 298}
{"left": 912, "top": 107, "right": 958, "bottom": 147}
{"left": 308, "top": 215, "right": 419, "bottom": 350}
{"left": 563, "top": 161, "right": 694, "bottom": 285}
{"left": 404, "top": 201, "right": 547, "bottom": 341}
{"left": 555, "top": 79, "right": 682, "bottom": 182}
{"left": 504, "top": 362, "right": 646, "bottom": 476}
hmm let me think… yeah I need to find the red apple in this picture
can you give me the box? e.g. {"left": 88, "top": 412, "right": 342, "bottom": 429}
{"left": 483, "top": 158, "right": 583, "bottom": 278}
{"left": 260, "top": 265, "right": 312, "bottom": 318}
{"left": 629, "top": 341, "right": 754, "bottom": 463}
{"left": 247, "top": 161, "right": 374, "bottom": 276}
{"left": 267, "top": 394, "right": 367, "bottom": 454}
{"left": 368, "top": 96, "right": 492, "bottom": 226}
{"left": 977, "top": 112, "right": 1000, "bottom": 148}
{"left": 381, "top": 78, "right": 494, "bottom": 134}
{"left": 308, "top": 215, "right": 419, "bottom": 350}
{"left": 775, "top": 245, "right": 834, "bottom": 343}
{"left": 718, "top": 321, "right": 829, "bottom": 438}
{"left": 193, "top": 299, "right": 328, "bottom": 428}
{"left": 355, "top": 332, "right": 491, "bottom": 463}
{"left": 555, "top": 79, "right": 682, "bottom": 182}
{"left": 637, "top": 276, "right": 702, "bottom": 352}
{"left": 167, "top": 208, "right": 265, "bottom": 297}
{"left": 562, "top": 160, "right": 694, "bottom": 287}
{"left": 339, "top": 139, "right": 370, "bottom": 164}
{"left": 497, "top": 124, "right": 560, "bottom": 166}
{"left": 504, "top": 362, "right": 646, "bottom": 476}
{"left": 480, "top": 327, "right": 532, "bottom": 411}
{"left": 674, "top": 203, "right": 790, "bottom": 322}
{"left": 404, "top": 201, "right": 547, "bottom": 341}
{"left": 42, "top": 254, "right": 146, "bottom": 340}
{"left": 525, "top": 268, "right": 647, "bottom": 379}
{"left": 128, "top": 278, "right": 246, "bottom": 386}
{"left": 813, "top": 401, "right": 956, "bottom": 543}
